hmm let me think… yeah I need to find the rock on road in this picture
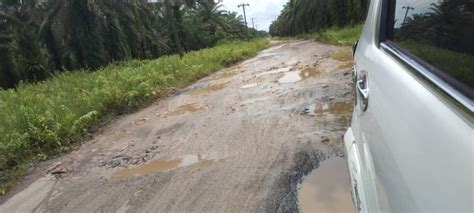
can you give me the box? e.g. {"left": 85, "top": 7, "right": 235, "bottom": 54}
{"left": 0, "top": 40, "right": 354, "bottom": 212}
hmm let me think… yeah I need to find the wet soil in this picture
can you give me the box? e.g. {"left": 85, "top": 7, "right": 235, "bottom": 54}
{"left": 0, "top": 40, "right": 354, "bottom": 212}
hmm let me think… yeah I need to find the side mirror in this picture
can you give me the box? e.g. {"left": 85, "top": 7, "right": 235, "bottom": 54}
{"left": 352, "top": 39, "right": 359, "bottom": 58}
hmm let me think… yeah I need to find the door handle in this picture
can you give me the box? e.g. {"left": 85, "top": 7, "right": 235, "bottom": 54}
{"left": 357, "top": 79, "right": 369, "bottom": 100}
{"left": 356, "top": 72, "right": 369, "bottom": 111}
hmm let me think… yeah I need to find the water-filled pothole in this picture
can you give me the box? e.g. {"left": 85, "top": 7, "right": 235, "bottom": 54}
{"left": 279, "top": 71, "right": 302, "bottom": 83}
{"left": 112, "top": 154, "right": 222, "bottom": 179}
{"left": 278, "top": 67, "right": 321, "bottom": 84}
{"left": 298, "top": 157, "right": 353, "bottom": 212}
{"left": 303, "top": 101, "right": 353, "bottom": 116}
{"left": 329, "top": 49, "right": 352, "bottom": 62}
{"left": 165, "top": 103, "right": 204, "bottom": 117}
{"left": 212, "top": 69, "right": 241, "bottom": 80}
{"left": 187, "top": 83, "right": 227, "bottom": 96}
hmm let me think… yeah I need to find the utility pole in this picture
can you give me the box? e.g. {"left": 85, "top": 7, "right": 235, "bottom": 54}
{"left": 238, "top": 3, "right": 250, "bottom": 40}
{"left": 251, "top": 18, "right": 256, "bottom": 29}
{"left": 402, "top": 6, "right": 414, "bottom": 25}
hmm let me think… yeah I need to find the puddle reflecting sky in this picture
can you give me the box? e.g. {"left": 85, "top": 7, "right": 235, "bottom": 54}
{"left": 278, "top": 67, "right": 321, "bottom": 84}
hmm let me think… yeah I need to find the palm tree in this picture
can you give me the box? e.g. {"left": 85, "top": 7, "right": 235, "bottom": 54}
{"left": 162, "top": 0, "right": 196, "bottom": 58}
{"left": 194, "top": 0, "right": 229, "bottom": 35}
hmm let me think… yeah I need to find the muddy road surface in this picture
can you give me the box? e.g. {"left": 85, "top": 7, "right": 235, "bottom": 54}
{"left": 1, "top": 40, "right": 354, "bottom": 212}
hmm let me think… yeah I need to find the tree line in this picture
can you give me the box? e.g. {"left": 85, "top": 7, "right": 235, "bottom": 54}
{"left": 0, "top": 0, "right": 266, "bottom": 88}
{"left": 397, "top": 0, "right": 474, "bottom": 55}
{"left": 269, "top": 0, "right": 368, "bottom": 36}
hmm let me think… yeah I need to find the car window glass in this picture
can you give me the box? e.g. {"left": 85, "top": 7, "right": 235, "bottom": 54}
{"left": 391, "top": 0, "right": 474, "bottom": 89}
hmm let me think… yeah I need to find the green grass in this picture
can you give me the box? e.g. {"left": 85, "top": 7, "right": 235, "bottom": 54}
{"left": 274, "top": 24, "right": 363, "bottom": 46}
{"left": 399, "top": 41, "right": 474, "bottom": 88}
{"left": 0, "top": 39, "right": 269, "bottom": 194}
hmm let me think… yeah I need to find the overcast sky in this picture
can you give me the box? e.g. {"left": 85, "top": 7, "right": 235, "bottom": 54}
{"left": 221, "top": 0, "right": 288, "bottom": 32}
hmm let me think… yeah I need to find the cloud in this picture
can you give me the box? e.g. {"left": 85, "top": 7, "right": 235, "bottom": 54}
{"left": 221, "top": 0, "right": 288, "bottom": 31}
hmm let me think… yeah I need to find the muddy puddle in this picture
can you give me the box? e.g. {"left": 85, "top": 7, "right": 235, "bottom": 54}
{"left": 298, "top": 157, "right": 353, "bottom": 212}
{"left": 337, "top": 62, "right": 353, "bottom": 70}
{"left": 187, "top": 83, "right": 227, "bottom": 96}
{"left": 112, "top": 154, "right": 221, "bottom": 179}
{"left": 299, "top": 67, "right": 320, "bottom": 80}
{"left": 303, "top": 101, "right": 353, "bottom": 117}
{"left": 278, "top": 67, "right": 321, "bottom": 84}
{"left": 212, "top": 69, "right": 241, "bottom": 80}
{"left": 165, "top": 103, "right": 204, "bottom": 117}
{"left": 329, "top": 49, "right": 352, "bottom": 62}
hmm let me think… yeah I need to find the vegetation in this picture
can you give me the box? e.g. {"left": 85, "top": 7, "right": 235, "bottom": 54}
{"left": 274, "top": 24, "right": 362, "bottom": 46}
{"left": 397, "top": 0, "right": 473, "bottom": 55}
{"left": 396, "top": 0, "right": 473, "bottom": 88}
{"left": 399, "top": 41, "right": 474, "bottom": 87}
{"left": 0, "top": 39, "right": 269, "bottom": 194}
{"left": 0, "top": 0, "right": 264, "bottom": 88}
{"left": 269, "top": 0, "right": 368, "bottom": 37}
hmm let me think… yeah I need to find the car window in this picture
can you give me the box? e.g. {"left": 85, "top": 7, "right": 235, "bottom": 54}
{"left": 389, "top": 0, "right": 474, "bottom": 91}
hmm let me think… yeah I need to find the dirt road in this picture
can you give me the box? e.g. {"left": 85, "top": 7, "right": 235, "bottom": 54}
{"left": 0, "top": 40, "right": 354, "bottom": 212}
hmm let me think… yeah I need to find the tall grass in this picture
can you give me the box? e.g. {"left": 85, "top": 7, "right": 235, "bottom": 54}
{"left": 274, "top": 24, "right": 363, "bottom": 46}
{"left": 0, "top": 39, "right": 269, "bottom": 194}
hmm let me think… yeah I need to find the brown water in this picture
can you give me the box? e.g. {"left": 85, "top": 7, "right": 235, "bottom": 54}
{"left": 337, "top": 62, "right": 353, "bottom": 70}
{"left": 329, "top": 50, "right": 352, "bottom": 62}
{"left": 165, "top": 103, "right": 204, "bottom": 117}
{"left": 300, "top": 67, "right": 321, "bottom": 80}
{"left": 298, "top": 157, "right": 353, "bottom": 213}
{"left": 112, "top": 154, "right": 219, "bottom": 179}
{"left": 304, "top": 101, "right": 353, "bottom": 116}
{"left": 187, "top": 83, "right": 227, "bottom": 96}
{"left": 212, "top": 69, "right": 241, "bottom": 80}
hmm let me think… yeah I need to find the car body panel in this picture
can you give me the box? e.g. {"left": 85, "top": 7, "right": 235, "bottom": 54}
{"left": 345, "top": 0, "right": 474, "bottom": 212}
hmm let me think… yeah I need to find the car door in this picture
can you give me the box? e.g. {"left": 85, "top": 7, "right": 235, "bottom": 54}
{"left": 347, "top": 0, "right": 473, "bottom": 212}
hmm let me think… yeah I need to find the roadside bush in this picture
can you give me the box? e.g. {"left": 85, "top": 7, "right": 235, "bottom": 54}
{"left": 0, "top": 39, "right": 269, "bottom": 193}
{"left": 273, "top": 24, "right": 363, "bottom": 46}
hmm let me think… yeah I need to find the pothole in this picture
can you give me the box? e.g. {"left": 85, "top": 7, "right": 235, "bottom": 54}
{"left": 303, "top": 101, "right": 353, "bottom": 116}
{"left": 299, "top": 67, "right": 321, "bottom": 80}
{"left": 337, "top": 62, "right": 353, "bottom": 70}
{"left": 329, "top": 49, "right": 352, "bottom": 62}
{"left": 165, "top": 103, "right": 204, "bottom": 117}
{"left": 298, "top": 157, "right": 353, "bottom": 212}
{"left": 112, "top": 154, "right": 223, "bottom": 179}
{"left": 187, "top": 83, "right": 227, "bottom": 96}
{"left": 212, "top": 69, "right": 241, "bottom": 80}
{"left": 277, "top": 67, "right": 321, "bottom": 84}
{"left": 257, "top": 67, "right": 292, "bottom": 78}
{"left": 279, "top": 71, "right": 302, "bottom": 83}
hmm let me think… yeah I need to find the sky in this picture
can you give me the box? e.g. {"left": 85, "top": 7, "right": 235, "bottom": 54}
{"left": 394, "top": 0, "right": 437, "bottom": 27}
{"left": 221, "top": 0, "right": 288, "bottom": 32}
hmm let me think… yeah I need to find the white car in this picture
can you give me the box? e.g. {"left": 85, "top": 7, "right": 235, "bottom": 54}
{"left": 345, "top": 0, "right": 473, "bottom": 212}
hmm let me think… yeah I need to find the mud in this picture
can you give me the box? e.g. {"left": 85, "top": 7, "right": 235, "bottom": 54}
{"left": 0, "top": 40, "right": 354, "bottom": 213}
